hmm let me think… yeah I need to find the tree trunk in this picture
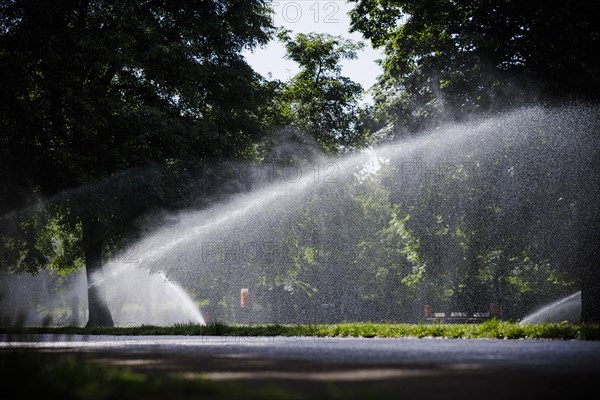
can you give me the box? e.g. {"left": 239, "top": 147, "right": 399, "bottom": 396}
{"left": 581, "top": 274, "right": 600, "bottom": 323}
{"left": 71, "top": 293, "right": 80, "bottom": 326}
{"left": 580, "top": 234, "right": 600, "bottom": 323}
{"left": 83, "top": 221, "right": 114, "bottom": 328}
{"left": 461, "top": 240, "right": 480, "bottom": 317}
{"left": 574, "top": 196, "right": 600, "bottom": 323}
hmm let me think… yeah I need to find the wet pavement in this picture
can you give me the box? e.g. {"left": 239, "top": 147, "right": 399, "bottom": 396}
{"left": 2, "top": 335, "right": 599, "bottom": 399}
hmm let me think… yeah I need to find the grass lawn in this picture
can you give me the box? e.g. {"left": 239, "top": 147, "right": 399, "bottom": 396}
{"left": 2, "top": 319, "right": 599, "bottom": 340}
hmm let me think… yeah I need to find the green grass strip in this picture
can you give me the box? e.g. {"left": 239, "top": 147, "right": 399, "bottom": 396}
{"left": 2, "top": 319, "right": 599, "bottom": 340}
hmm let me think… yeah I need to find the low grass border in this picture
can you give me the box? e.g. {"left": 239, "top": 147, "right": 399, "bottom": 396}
{"left": 2, "top": 320, "right": 599, "bottom": 340}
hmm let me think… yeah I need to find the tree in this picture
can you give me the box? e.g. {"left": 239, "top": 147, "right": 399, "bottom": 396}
{"left": 0, "top": 0, "right": 275, "bottom": 326}
{"left": 277, "top": 32, "right": 368, "bottom": 154}
{"left": 349, "top": 0, "right": 600, "bottom": 321}
{"left": 349, "top": 0, "right": 600, "bottom": 135}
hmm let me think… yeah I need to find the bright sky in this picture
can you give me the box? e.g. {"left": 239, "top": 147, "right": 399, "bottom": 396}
{"left": 243, "top": 1, "right": 383, "bottom": 98}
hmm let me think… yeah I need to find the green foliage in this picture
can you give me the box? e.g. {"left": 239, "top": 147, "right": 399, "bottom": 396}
{"left": 277, "top": 31, "right": 368, "bottom": 154}
{"left": 351, "top": 172, "right": 427, "bottom": 319}
{"left": 0, "top": 0, "right": 276, "bottom": 272}
{"left": 349, "top": 0, "right": 600, "bottom": 135}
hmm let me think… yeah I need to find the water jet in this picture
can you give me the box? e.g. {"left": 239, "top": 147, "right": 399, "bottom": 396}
{"left": 520, "top": 292, "right": 581, "bottom": 325}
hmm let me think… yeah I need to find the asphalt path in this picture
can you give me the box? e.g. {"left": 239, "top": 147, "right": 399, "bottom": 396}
{"left": 3, "top": 334, "right": 600, "bottom": 370}
{"left": 2, "top": 335, "right": 600, "bottom": 399}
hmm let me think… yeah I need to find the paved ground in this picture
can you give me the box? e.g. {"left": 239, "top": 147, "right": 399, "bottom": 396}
{"left": 2, "top": 335, "right": 600, "bottom": 399}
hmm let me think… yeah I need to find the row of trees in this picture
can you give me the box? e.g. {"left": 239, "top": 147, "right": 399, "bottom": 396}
{"left": 1, "top": 0, "right": 599, "bottom": 325}
{"left": 186, "top": 105, "right": 597, "bottom": 323}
